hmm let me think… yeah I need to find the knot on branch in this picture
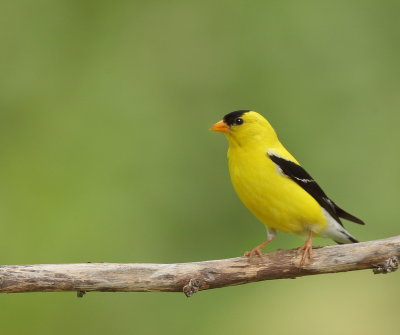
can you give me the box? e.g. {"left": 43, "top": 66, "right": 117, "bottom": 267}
{"left": 373, "top": 256, "right": 399, "bottom": 274}
{"left": 77, "top": 291, "right": 86, "bottom": 298}
{"left": 183, "top": 279, "right": 200, "bottom": 297}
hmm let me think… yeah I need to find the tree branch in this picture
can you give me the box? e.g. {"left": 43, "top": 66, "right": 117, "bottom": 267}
{"left": 0, "top": 236, "right": 399, "bottom": 297}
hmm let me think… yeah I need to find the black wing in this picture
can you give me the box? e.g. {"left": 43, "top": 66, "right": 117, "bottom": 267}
{"left": 268, "top": 153, "right": 365, "bottom": 226}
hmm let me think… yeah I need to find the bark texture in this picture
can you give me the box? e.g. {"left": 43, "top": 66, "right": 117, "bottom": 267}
{"left": 0, "top": 236, "right": 398, "bottom": 297}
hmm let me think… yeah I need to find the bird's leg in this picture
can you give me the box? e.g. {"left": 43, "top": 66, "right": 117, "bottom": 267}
{"left": 298, "top": 231, "right": 313, "bottom": 266}
{"left": 244, "top": 228, "right": 276, "bottom": 257}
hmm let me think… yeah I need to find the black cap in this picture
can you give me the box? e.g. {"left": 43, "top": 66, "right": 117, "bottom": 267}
{"left": 223, "top": 110, "right": 250, "bottom": 126}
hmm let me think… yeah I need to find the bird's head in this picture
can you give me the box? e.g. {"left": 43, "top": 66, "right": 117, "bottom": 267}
{"left": 211, "top": 110, "right": 278, "bottom": 147}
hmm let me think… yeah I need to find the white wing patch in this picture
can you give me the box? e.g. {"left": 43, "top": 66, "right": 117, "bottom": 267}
{"left": 293, "top": 176, "right": 314, "bottom": 183}
{"left": 266, "top": 149, "right": 279, "bottom": 157}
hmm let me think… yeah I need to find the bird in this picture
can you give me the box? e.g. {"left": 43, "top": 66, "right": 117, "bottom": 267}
{"left": 211, "top": 110, "right": 365, "bottom": 264}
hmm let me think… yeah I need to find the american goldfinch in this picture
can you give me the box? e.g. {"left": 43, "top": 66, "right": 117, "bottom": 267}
{"left": 211, "top": 110, "right": 364, "bottom": 264}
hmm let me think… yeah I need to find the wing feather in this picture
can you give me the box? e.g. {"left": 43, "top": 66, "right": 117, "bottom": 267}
{"left": 267, "top": 153, "right": 364, "bottom": 226}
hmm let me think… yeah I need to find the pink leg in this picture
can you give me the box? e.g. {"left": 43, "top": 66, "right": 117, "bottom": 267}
{"left": 298, "top": 231, "right": 313, "bottom": 266}
{"left": 244, "top": 228, "right": 276, "bottom": 257}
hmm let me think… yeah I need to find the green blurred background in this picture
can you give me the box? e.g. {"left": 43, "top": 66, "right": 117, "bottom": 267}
{"left": 1, "top": 1, "right": 399, "bottom": 334}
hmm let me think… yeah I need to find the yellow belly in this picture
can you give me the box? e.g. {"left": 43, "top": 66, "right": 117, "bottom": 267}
{"left": 228, "top": 147, "right": 327, "bottom": 236}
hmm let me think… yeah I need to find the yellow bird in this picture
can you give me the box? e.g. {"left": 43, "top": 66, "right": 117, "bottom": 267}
{"left": 211, "top": 110, "right": 364, "bottom": 263}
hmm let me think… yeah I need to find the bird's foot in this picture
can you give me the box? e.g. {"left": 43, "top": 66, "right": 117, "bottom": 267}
{"left": 244, "top": 237, "right": 275, "bottom": 258}
{"left": 298, "top": 231, "right": 313, "bottom": 266}
{"left": 244, "top": 247, "right": 264, "bottom": 258}
{"left": 298, "top": 244, "right": 313, "bottom": 266}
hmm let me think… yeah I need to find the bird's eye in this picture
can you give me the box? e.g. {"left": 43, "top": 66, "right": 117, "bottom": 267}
{"left": 234, "top": 118, "right": 244, "bottom": 125}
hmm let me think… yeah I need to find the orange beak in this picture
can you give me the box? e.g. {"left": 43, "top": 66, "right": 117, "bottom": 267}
{"left": 210, "top": 120, "right": 230, "bottom": 133}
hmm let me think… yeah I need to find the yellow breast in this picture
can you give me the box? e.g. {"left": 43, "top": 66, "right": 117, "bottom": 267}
{"left": 228, "top": 145, "right": 327, "bottom": 236}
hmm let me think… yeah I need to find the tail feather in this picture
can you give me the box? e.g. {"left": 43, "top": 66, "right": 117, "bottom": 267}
{"left": 333, "top": 202, "right": 365, "bottom": 225}
{"left": 334, "top": 232, "right": 359, "bottom": 244}
{"left": 321, "top": 208, "right": 360, "bottom": 244}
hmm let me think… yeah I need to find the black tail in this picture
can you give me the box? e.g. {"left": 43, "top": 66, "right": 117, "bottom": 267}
{"left": 333, "top": 203, "right": 365, "bottom": 225}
